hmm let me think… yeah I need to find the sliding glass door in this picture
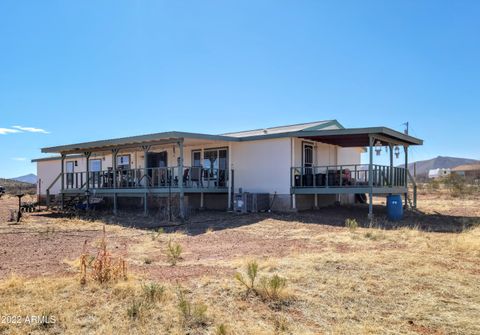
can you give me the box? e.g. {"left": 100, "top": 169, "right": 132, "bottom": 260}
{"left": 203, "top": 148, "right": 228, "bottom": 187}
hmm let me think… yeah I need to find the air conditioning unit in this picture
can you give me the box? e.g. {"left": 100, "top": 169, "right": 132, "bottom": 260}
{"left": 234, "top": 192, "right": 270, "bottom": 213}
{"left": 234, "top": 192, "right": 248, "bottom": 213}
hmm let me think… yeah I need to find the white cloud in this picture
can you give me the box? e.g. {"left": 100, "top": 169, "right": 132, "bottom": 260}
{"left": 12, "top": 157, "right": 26, "bottom": 161}
{"left": 12, "top": 125, "right": 50, "bottom": 134}
{"left": 0, "top": 128, "right": 22, "bottom": 135}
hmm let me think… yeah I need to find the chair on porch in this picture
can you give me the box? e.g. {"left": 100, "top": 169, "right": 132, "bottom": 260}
{"left": 190, "top": 166, "right": 203, "bottom": 187}
{"left": 182, "top": 168, "right": 190, "bottom": 186}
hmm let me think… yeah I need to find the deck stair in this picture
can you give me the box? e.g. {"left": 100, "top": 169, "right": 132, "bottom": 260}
{"left": 406, "top": 170, "right": 417, "bottom": 210}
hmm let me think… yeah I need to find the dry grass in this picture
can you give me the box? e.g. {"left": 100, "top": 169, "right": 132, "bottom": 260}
{"left": 1, "top": 192, "right": 479, "bottom": 334}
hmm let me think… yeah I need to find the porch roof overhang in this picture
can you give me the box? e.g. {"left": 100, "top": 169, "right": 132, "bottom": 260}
{"left": 41, "top": 131, "right": 239, "bottom": 155}
{"left": 239, "top": 127, "right": 422, "bottom": 147}
{"left": 39, "top": 126, "right": 422, "bottom": 156}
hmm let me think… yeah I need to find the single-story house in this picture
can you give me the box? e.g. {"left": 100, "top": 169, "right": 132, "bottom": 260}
{"left": 452, "top": 164, "right": 480, "bottom": 181}
{"left": 32, "top": 120, "right": 423, "bottom": 218}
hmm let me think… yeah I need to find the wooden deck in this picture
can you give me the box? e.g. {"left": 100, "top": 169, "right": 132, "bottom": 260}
{"left": 291, "top": 164, "right": 408, "bottom": 195}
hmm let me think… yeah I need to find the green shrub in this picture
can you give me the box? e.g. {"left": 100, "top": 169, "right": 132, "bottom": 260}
{"left": 215, "top": 323, "right": 228, "bottom": 335}
{"left": 142, "top": 282, "right": 164, "bottom": 304}
{"left": 235, "top": 260, "right": 258, "bottom": 293}
{"left": 166, "top": 239, "right": 183, "bottom": 266}
{"left": 176, "top": 287, "right": 208, "bottom": 328}
{"left": 345, "top": 218, "right": 358, "bottom": 232}
{"left": 151, "top": 227, "right": 165, "bottom": 241}
{"left": 259, "top": 274, "right": 287, "bottom": 301}
{"left": 127, "top": 300, "right": 142, "bottom": 319}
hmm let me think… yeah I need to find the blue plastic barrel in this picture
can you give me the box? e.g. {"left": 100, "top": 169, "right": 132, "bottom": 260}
{"left": 386, "top": 195, "right": 403, "bottom": 221}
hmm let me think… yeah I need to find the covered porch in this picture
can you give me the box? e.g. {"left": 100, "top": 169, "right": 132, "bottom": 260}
{"left": 289, "top": 127, "right": 423, "bottom": 218}
{"left": 41, "top": 132, "right": 237, "bottom": 218}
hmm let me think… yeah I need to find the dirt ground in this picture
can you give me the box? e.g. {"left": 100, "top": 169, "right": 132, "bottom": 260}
{"left": 0, "top": 192, "right": 479, "bottom": 334}
{"left": 1, "top": 193, "right": 477, "bottom": 281}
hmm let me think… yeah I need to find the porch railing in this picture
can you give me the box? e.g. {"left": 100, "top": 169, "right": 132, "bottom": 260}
{"left": 291, "top": 164, "right": 406, "bottom": 188}
{"left": 62, "top": 166, "right": 229, "bottom": 190}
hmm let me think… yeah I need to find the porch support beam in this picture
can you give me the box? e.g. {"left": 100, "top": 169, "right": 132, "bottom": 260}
{"left": 368, "top": 135, "right": 374, "bottom": 220}
{"left": 84, "top": 152, "right": 91, "bottom": 209}
{"left": 60, "top": 153, "right": 66, "bottom": 210}
{"left": 291, "top": 137, "right": 296, "bottom": 210}
{"left": 404, "top": 145, "right": 408, "bottom": 208}
{"left": 178, "top": 139, "right": 185, "bottom": 220}
{"left": 142, "top": 145, "right": 150, "bottom": 216}
{"left": 227, "top": 142, "right": 232, "bottom": 211}
{"left": 389, "top": 144, "right": 393, "bottom": 187}
{"left": 200, "top": 146, "right": 205, "bottom": 209}
{"left": 112, "top": 148, "right": 119, "bottom": 215}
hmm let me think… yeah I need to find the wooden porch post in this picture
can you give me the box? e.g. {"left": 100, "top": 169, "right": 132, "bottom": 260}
{"left": 200, "top": 146, "right": 204, "bottom": 209}
{"left": 291, "top": 137, "right": 296, "bottom": 210}
{"left": 368, "top": 135, "right": 374, "bottom": 220}
{"left": 142, "top": 145, "right": 150, "bottom": 216}
{"left": 178, "top": 139, "right": 185, "bottom": 219}
{"left": 227, "top": 142, "right": 232, "bottom": 211}
{"left": 60, "top": 153, "right": 66, "bottom": 210}
{"left": 404, "top": 145, "right": 408, "bottom": 208}
{"left": 84, "top": 152, "right": 91, "bottom": 208}
{"left": 389, "top": 144, "right": 393, "bottom": 187}
{"left": 112, "top": 148, "right": 119, "bottom": 215}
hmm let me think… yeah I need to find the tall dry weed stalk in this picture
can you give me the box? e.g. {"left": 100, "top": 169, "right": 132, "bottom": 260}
{"left": 80, "top": 226, "right": 127, "bottom": 284}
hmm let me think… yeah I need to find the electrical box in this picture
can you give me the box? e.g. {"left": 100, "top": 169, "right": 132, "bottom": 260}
{"left": 234, "top": 192, "right": 270, "bottom": 213}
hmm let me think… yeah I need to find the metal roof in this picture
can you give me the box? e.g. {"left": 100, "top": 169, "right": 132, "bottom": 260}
{"left": 39, "top": 121, "right": 423, "bottom": 155}
{"left": 239, "top": 127, "right": 423, "bottom": 146}
{"left": 222, "top": 120, "right": 343, "bottom": 137}
{"left": 31, "top": 154, "right": 84, "bottom": 163}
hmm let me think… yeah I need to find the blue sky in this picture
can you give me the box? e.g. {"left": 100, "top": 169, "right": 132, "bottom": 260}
{"left": 1, "top": 1, "right": 479, "bottom": 178}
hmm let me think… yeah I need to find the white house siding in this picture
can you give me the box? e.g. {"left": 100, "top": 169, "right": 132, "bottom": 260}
{"left": 337, "top": 147, "right": 362, "bottom": 166}
{"left": 36, "top": 137, "right": 362, "bottom": 211}
{"left": 37, "top": 159, "right": 62, "bottom": 196}
{"left": 230, "top": 138, "right": 291, "bottom": 211}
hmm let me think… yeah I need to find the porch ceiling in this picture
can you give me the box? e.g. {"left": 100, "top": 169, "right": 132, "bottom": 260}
{"left": 295, "top": 127, "right": 423, "bottom": 147}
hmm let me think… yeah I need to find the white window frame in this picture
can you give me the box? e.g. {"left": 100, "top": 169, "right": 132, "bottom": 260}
{"left": 89, "top": 159, "right": 102, "bottom": 172}
{"left": 117, "top": 154, "right": 131, "bottom": 169}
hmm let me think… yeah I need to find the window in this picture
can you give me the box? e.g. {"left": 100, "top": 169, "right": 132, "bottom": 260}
{"left": 117, "top": 155, "right": 130, "bottom": 169}
{"left": 89, "top": 159, "right": 102, "bottom": 172}
{"left": 192, "top": 151, "right": 201, "bottom": 167}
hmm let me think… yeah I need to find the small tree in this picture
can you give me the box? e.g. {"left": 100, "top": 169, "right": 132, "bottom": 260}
{"left": 235, "top": 260, "right": 258, "bottom": 293}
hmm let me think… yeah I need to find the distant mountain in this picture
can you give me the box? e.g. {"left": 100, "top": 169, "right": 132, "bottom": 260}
{"left": 0, "top": 178, "right": 37, "bottom": 194}
{"left": 403, "top": 156, "right": 480, "bottom": 177}
{"left": 11, "top": 173, "right": 37, "bottom": 184}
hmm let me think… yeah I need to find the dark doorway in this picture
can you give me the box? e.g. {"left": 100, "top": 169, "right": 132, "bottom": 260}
{"left": 147, "top": 151, "right": 168, "bottom": 168}
{"left": 147, "top": 152, "right": 168, "bottom": 186}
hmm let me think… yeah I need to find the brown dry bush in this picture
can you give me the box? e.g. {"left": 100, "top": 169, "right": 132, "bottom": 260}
{"left": 80, "top": 226, "right": 127, "bottom": 284}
